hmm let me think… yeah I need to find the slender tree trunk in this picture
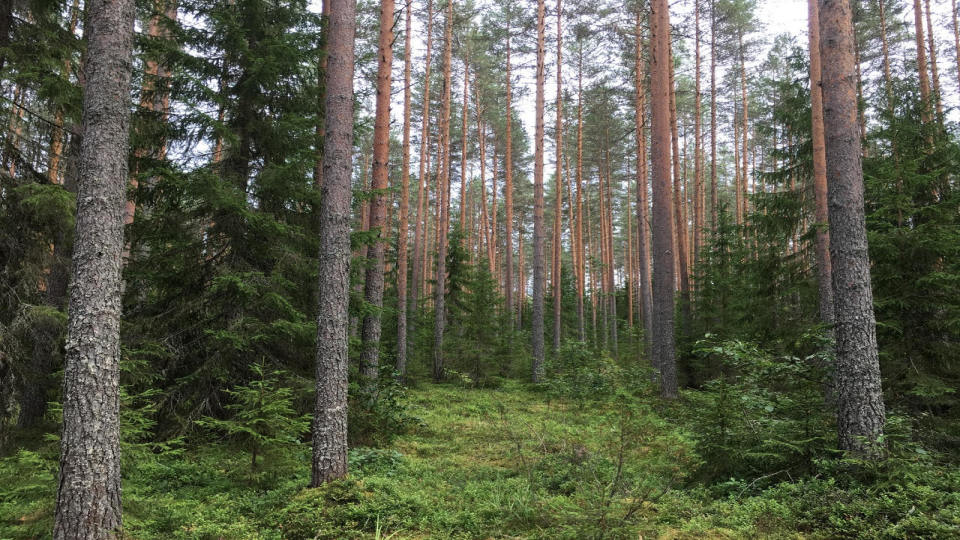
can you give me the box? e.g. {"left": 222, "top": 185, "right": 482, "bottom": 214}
{"left": 818, "top": 0, "right": 886, "bottom": 456}
{"left": 924, "top": 0, "right": 944, "bottom": 120}
{"left": 914, "top": 0, "right": 932, "bottom": 122}
{"left": 953, "top": 0, "right": 960, "bottom": 98}
{"left": 710, "top": 0, "right": 718, "bottom": 232}
{"left": 460, "top": 52, "right": 470, "bottom": 228}
{"left": 575, "top": 43, "right": 586, "bottom": 342}
{"left": 53, "top": 0, "right": 135, "bottom": 533}
{"left": 311, "top": 0, "right": 355, "bottom": 487}
{"left": 504, "top": 26, "right": 515, "bottom": 326}
{"left": 396, "top": 0, "right": 412, "bottom": 380}
{"left": 532, "top": 0, "right": 547, "bottom": 381}
{"left": 634, "top": 10, "right": 653, "bottom": 353}
{"left": 693, "top": 0, "right": 703, "bottom": 273}
{"left": 651, "top": 0, "right": 677, "bottom": 397}
{"left": 739, "top": 31, "right": 749, "bottom": 222}
{"left": 432, "top": 0, "right": 454, "bottom": 381}
{"left": 669, "top": 48, "right": 691, "bottom": 333}
{"left": 410, "top": 0, "right": 434, "bottom": 335}
{"left": 877, "top": 0, "right": 893, "bottom": 107}
{"left": 360, "top": 0, "right": 395, "bottom": 388}
{"left": 552, "top": 0, "right": 563, "bottom": 353}
{"left": 808, "top": 0, "right": 835, "bottom": 329}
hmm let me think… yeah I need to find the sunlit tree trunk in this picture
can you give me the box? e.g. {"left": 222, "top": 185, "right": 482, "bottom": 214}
{"left": 913, "top": 0, "right": 932, "bottom": 122}
{"left": 924, "top": 0, "right": 943, "bottom": 120}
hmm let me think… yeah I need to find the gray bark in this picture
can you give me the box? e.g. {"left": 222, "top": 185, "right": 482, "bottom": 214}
{"left": 53, "top": 0, "right": 135, "bottom": 534}
{"left": 818, "top": 0, "right": 886, "bottom": 456}
{"left": 312, "top": 0, "right": 356, "bottom": 486}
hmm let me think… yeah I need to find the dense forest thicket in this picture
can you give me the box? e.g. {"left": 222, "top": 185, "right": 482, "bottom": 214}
{"left": 1, "top": 0, "right": 959, "bottom": 537}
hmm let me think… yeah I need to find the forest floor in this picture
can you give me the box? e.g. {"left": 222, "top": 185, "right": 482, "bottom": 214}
{"left": 2, "top": 380, "right": 959, "bottom": 539}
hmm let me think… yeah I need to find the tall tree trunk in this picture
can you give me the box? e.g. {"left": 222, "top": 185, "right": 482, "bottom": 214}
{"left": 818, "top": 0, "right": 886, "bottom": 456}
{"left": 877, "top": 0, "right": 893, "bottom": 107}
{"left": 504, "top": 26, "right": 515, "bottom": 326}
{"left": 53, "top": 0, "right": 135, "bottom": 533}
{"left": 575, "top": 43, "right": 586, "bottom": 342}
{"left": 808, "top": 0, "right": 835, "bottom": 329}
{"left": 924, "top": 0, "right": 944, "bottom": 120}
{"left": 669, "top": 47, "right": 691, "bottom": 333}
{"left": 693, "top": 0, "right": 703, "bottom": 273}
{"left": 410, "top": 0, "right": 434, "bottom": 337}
{"left": 710, "top": 0, "right": 718, "bottom": 232}
{"left": 311, "top": 0, "right": 355, "bottom": 487}
{"left": 460, "top": 52, "right": 470, "bottom": 228}
{"left": 552, "top": 0, "right": 563, "bottom": 353}
{"left": 396, "top": 0, "right": 412, "bottom": 380}
{"left": 432, "top": 0, "right": 454, "bottom": 381}
{"left": 739, "top": 31, "right": 749, "bottom": 222}
{"left": 650, "top": 0, "right": 678, "bottom": 398}
{"left": 360, "top": 0, "right": 395, "bottom": 388}
{"left": 913, "top": 0, "right": 932, "bottom": 122}
{"left": 532, "top": 0, "right": 546, "bottom": 381}
{"left": 634, "top": 10, "right": 653, "bottom": 353}
{"left": 953, "top": 0, "right": 960, "bottom": 98}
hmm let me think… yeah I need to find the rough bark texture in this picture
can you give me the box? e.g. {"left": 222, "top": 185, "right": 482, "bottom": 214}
{"left": 634, "top": 11, "right": 653, "bottom": 353}
{"left": 693, "top": 0, "right": 703, "bottom": 272}
{"left": 650, "top": 0, "right": 677, "bottom": 398}
{"left": 53, "top": 0, "right": 135, "bottom": 534}
{"left": 531, "top": 0, "right": 546, "bottom": 381}
{"left": 396, "top": 0, "right": 412, "bottom": 379}
{"left": 432, "top": 0, "right": 454, "bottom": 381}
{"left": 360, "top": 0, "right": 395, "bottom": 387}
{"left": 312, "top": 0, "right": 355, "bottom": 486}
{"left": 818, "top": 0, "right": 886, "bottom": 456}
{"left": 808, "top": 0, "right": 835, "bottom": 328}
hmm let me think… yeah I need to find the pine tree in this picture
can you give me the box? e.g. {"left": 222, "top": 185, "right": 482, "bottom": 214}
{"left": 54, "top": 0, "right": 135, "bottom": 533}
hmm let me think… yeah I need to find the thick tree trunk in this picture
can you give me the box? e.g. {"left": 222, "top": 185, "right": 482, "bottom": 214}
{"left": 311, "top": 0, "right": 355, "bottom": 486}
{"left": 818, "top": 0, "right": 886, "bottom": 456}
{"left": 360, "top": 0, "right": 395, "bottom": 388}
{"left": 669, "top": 49, "right": 691, "bottom": 334}
{"left": 808, "top": 0, "right": 835, "bottom": 329}
{"left": 396, "top": 0, "right": 412, "bottom": 379}
{"left": 432, "top": 0, "right": 454, "bottom": 381}
{"left": 532, "top": 0, "right": 546, "bottom": 381}
{"left": 53, "top": 0, "right": 135, "bottom": 534}
{"left": 651, "top": 0, "right": 677, "bottom": 398}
